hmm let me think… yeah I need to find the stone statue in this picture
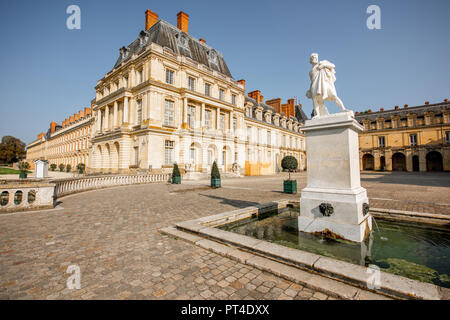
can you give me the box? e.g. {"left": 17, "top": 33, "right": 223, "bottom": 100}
{"left": 306, "top": 53, "right": 352, "bottom": 118}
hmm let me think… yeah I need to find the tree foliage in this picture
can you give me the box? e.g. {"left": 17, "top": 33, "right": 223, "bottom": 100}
{"left": 0, "top": 136, "right": 26, "bottom": 164}
{"left": 281, "top": 155, "right": 298, "bottom": 180}
{"left": 211, "top": 161, "right": 220, "bottom": 179}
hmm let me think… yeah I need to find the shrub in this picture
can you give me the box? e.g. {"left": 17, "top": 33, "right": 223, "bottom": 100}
{"left": 172, "top": 163, "right": 181, "bottom": 177}
{"left": 77, "top": 163, "right": 85, "bottom": 173}
{"left": 281, "top": 155, "right": 298, "bottom": 180}
{"left": 18, "top": 161, "right": 29, "bottom": 172}
{"left": 50, "top": 163, "right": 57, "bottom": 171}
{"left": 59, "top": 164, "right": 65, "bottom": 172}
{"left": 211, "top": 161, "right": 220, "bottom": 179}
{"left": 66, "top": 164, "right": 72, "bottom": 172}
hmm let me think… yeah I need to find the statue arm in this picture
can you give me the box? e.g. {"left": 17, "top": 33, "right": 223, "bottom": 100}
{"left": 318, "top": 60, "right": 335, "bottom": 70}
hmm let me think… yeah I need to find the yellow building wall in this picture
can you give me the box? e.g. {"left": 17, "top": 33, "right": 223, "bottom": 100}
{"left": 245, "top": 161, "right": 273, "bottom": 176}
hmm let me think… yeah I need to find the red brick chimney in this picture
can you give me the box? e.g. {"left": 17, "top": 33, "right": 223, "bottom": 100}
{"left": 199, "top": 38, "right": 206, "bottom": 44}
{"left": 237, "top": 79, "right": 245, "bottom": 91}
{"left": 248, "top": 90, "right": 262, "bottom": 105}
{"left": 395, "top": 106, "right": 399, "bottom": 110}
{"left": 404, "top": 104, "right": 408, "bottom": 108}
{"left": 444, "top": 99, "right": 448, "bottom": 102}
{"left": 266, "top": 98, "right": 282, "bottom": 114}
{"left": 425, "top": 101, "right": 429, "bottom": 105}
{"left": 145, "top": 10, "right": 158, "bottom": 31}
{"left": 380, "top": 108, "right": 384, "bottom": 112}
{"left": 177, "top": 11, "right": 189, "bottom": 33}
{"left": 50, "top": 121, "right": 57, "bottom": 133}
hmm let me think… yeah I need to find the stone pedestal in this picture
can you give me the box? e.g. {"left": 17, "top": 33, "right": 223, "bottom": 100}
{"left": 299, "top": 112, "right": 372, "bottom": 242}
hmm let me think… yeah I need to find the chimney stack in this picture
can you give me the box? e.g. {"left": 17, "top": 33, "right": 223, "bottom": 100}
{"left": 199, "top": 38, "right": 206, "bottom": 44}
{"left": 395, "top": 106, "right": 399, "bottom": 110}
{"left": 425, "top": 101, "right": 429, "bottom": 105}
{"left": 177, "top": 11, "right": 189, "bottom": 33}
{"left": 404, "top": 104, "right": 408, "bottom": 108}
{"left": 50, "top": 121, "right": 57, "bottom": 133}
{"left": 444, "top": 99, "right": 448, "bottom": 102}
{"left": 145, "top": 10, "right": 158, "bottom": 31}
{"left": 248, "top": 90, "right": 262, "bottom": 105}
{"left": 237, "top": 79, "right": 245, "bottom": 91}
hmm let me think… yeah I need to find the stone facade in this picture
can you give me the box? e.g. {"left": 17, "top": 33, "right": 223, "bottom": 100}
{"left": 356, "top": 101, "right": 450, "bottom": 172}
{"left": 88, "top": 10, "right": 306, "bottom": 175}
{"left": 26, "top": 107, "right": 93, "bottom": 170}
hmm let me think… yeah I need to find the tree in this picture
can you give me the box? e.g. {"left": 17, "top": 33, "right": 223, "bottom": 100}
{"left": 66, "top": 164, "right": 72, "bottom": 172}
{"left": 50, "top": 164, "right": 57, "bottom": 171}
{"left": 211, "top": 161, "right": 220, "bottom": 179}
{"left": 59, "top": 164, "right": 65, "bottom": 172}
{"left": 172, "top": 163, "right": 181, "bottom": 177}
{"left": 0, "top": 136, "right": 26, "bottom": 164}
{"left": 281, "top": 156, "right": 298, "bottom": 180}
{"left": 76, "top": 163, "right": 85, "bottom": 174}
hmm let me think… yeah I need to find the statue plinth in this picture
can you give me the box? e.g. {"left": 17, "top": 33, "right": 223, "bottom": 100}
{"left": 299, "top": 112, "right": 372, "bottom": 242}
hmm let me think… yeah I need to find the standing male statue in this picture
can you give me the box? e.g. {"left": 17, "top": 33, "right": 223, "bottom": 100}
{"left": 306, "top": 53, "right": 352, "bottom": 118}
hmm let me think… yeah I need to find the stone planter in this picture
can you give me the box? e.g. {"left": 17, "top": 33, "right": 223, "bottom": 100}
{"left": 211, "top": 178, "right": 221, "bottom": 188}
{"left": 283, "top": 180, "right": 297, "bottom": 194}
{"left": 19, "top": 172, "right": 27, "bottom": 179}
{"left": 172, "top": 176, "right": 181, "bottom": 184}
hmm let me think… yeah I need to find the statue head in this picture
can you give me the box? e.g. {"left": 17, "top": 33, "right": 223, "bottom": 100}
{"left": 310, "top": 53, "right": 318, "bottom": 64}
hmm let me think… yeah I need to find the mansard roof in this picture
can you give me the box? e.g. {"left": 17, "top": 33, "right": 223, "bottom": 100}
{"left": 114, "top": 20, "right": 232, "bottom": 78}
{"left": 355, "top": 101, "right": 449, "bottom": 122}
{"left": 244, "top": 97, "right": 308, "bottom": 124}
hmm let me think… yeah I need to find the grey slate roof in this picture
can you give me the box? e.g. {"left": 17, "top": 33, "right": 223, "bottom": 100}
{"left": 244, "top": 97, "right": 308, "bottom": 124}
{"left": 114, "top": 20, "right": 232, "bottom": 78}
{"left": 355, "top": 102, "right": 449, "bottom": 122}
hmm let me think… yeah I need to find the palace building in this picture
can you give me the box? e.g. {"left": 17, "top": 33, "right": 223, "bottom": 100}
{"left": 356, "top": 100, "right": 450, "bottom": 172}
{"left": 26, "top": 107, "right": 93, "bottom": 169}
{"left": 88, "top": 10, "right": 306, "bottom": 175}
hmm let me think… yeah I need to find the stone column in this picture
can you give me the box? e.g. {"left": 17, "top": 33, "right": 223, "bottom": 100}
{"left": 142, "top": 93, "right": 148, "bottom": 121}
{"left": 419, "top": 148, "right": 427, "bottom": 172}
{"left": 104, "top": 106, "right": 109, "bottom": 131}
{"left": 201, "top": 103, "right": 205, "bottom": 128}
{"left": 123, "top": 97, "right": 129, "bottom": 124}
{"left": 129, "top": 98, "right": 136, "bottom": 125}
{"left": 182, "top": 97, "right": 188, "bottom": 129}
{"left": 406, "top": 149, "right": 413, "bottom": 172}
{"left": 113, "top": 101, "right": 118, "bottom": 128}
{"left": 216, "top": 107, "right": 221, "bottom": 130}
{"left": 229, "top": 111, "right": 234, "bottom": 134}
{"left": 97, "top": 109, "right": 102, "bottom": 132}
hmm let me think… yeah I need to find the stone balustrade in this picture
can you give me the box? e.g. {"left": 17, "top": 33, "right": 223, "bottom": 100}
{"left": 0, "top": 180, "right": 55, "bottom": 213}
{"left": 53, "top": 173, "right": 171, "bottom": 197}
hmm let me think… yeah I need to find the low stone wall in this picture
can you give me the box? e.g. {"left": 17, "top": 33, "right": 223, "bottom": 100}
{"left": 0, "top": 180, "right": 55, "bottom": 213}
{"left": 53, "top": 173, "right": 171, "bottom": 198}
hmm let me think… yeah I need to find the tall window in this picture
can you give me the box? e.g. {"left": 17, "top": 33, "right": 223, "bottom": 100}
{"left": 187, "top": 106, "right": 195, "bottom": 128}
{"left": 134, "top": 147, "right": 139, "bottom": 166}
{"left": 246, "top": 108, "right": 251, "bottom": 117}
{"left": 410, "top": 134, "right": 418, "bottom": 146}
{"left": 446, "top": 131, "right": 450, "bottom": 144}
{"left": 247, "top": 126, "right": 252, "bottom": 142}
{"left": 378, "top": 136, "right": 386, "bottom": 148}
{"left": 137, "top": 69, "right": 143, "bottom": 84}
{"left": 190, "top": 146, "right": 195, "bottom": 163}
{"left": 282, "top": 135, "right": 286, "bottom": 147}
{"left": 219, "top": 89, "right": 225, "bottom": 101}
{"left": 137, "top": 100, "right": 142, "bottom": 124}
{"left": 188, "top": 77, "right": 195, "bottom": 91}
{"left": 124, "top": 76, "right": 129, "bottom": 88}
{"left": 165, "top": 69, "right": 174, "bottom": 85}
{"left": 205, "top": 110, "right": 211, "bottom": 129}
{"left": 164, "top": 100, "right": 174, "bottom": 126}
{"left": 232, "top": 118, "right": 237, "bottom": 131}
{"left": 232, "top": 94, "right": 236, "bottom": 106}
{"left": 219, "top": 113, "right": 225, "bottom": 130}
{"left": 267, "top": 131, "right": 271, "bottom": 145}
{"left": 164, "top": 141, "right": 174, "bottom": 165}
{"left": 205, "top": 83, "right": 211, "bottom": 96}
{"left": 258, "top": 129, "right": 262, "bottom": 144}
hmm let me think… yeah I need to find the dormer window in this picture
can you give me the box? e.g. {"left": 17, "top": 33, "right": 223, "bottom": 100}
{"left": 176, "top": 33, "right": 189, "bottom": 51}
{"left": 207, "top": 50, "right": 218, "bottom": 67}
{"left": 232, "top": 94, "right": 236, "bottom": 106}
{"left": 219, "top": 89, "right": 225, "bottom": 101}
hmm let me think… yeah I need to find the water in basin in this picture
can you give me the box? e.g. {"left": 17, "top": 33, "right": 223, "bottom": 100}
{"left": 219, "top": 208, "right": 450, "bottom": 288}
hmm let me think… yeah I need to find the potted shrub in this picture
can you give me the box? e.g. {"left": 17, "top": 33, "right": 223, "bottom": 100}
{"left": 66, "top": 164, "right": 72, "bottom": 172}
{"left": 59, "top": 164, "right": 65, "bottom": 172}
{"left": 50, "top": 163, "right": 57, "bottom": 171}
{"left": 77, "top": 163, "right": 85, "bottom": 174}
{"left": 281, "top": 155, "right": 298, "bottom": 194}
{"left": 171, "top": 163, "right": 181, "bottom": 184}
{"left": 18, "top": 161, "right": 29, "bottom": 179}
{"left": 210, "top": 161, "right": 221, "bottom": 188}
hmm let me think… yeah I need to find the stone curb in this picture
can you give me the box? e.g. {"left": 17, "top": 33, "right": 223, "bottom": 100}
{"left": 160, "top": 226, "right": 392, "bottom": 300}
{"left": 170, "top": 200, "right": 450, "bottom": 300}
{"left": 370, "top": 207, "right": 450, "bottom": 221}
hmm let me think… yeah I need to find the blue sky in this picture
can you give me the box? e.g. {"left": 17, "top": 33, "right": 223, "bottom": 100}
{"left": 0, "top": 0, "right": 449, "bottom": 144}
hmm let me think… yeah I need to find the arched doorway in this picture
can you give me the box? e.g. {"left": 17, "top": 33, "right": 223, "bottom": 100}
{"left": 380, "top": 156, "right": 386, "bottom": 170}
{"left": 426, "top": 151, "right": 443, "bottom": 171}
{"left": 392, "top": 152, "right": 406, "bottom": 171}
{"left": 362, "top": 154, "right": 375, "bottom": 170}
{"left": 412, "top": 155, "right": 419, "bottom": 172}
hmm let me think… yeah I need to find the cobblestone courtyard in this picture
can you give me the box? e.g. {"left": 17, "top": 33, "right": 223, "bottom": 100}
{"left": 1, "top": 172, "right": 449, "bottom": 300}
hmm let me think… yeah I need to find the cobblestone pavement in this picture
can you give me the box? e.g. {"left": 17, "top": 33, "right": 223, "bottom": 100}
{"left": 0, "top": 172, "right": 449, "bottom": 300}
